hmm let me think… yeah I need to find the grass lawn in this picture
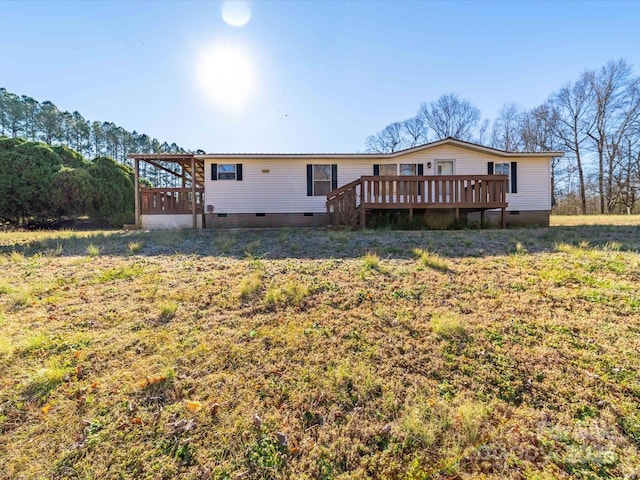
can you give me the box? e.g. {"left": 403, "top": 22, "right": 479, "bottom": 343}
{"left": 1, "top": 216, "right": 639, "bottom": 479}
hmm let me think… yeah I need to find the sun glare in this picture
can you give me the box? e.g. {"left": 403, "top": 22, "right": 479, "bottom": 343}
{"left": 196, "top": 44, "right": 256, "bottom": 111}
{"left": 221, "top": 1, "right": 251, "bottom": 27}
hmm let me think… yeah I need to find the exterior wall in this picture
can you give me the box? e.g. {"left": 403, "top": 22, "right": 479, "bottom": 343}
{"left": 205, "top": 213, "right": 325, "bottom": 229}
{"left": 202, "top": 144, "right": 553, "bottom": 216}
{"left": 203, "top": 157, "right": 375, "bottom": 215}
{"left": 141, "top": 214, "right": 203, "bottom": 230}
{"left": 396, "top": 146, "right": 552, "bottom": 211}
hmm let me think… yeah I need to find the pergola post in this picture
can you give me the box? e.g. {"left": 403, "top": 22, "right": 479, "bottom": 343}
{"left": 134, "top": 158, "right": 140, "bottom": 228}
{"left": 191, "top": 157, "right": 197, "bottom": 229}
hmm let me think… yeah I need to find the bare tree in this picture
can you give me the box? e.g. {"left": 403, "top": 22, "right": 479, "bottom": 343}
{"left": 365, "top": 122, "right": 405, "bottom": 153}
{"left": 585, "top": 59, "right": 640, "bottom": 213}
{"left": 520, "top": 103, "right": 564, "bottom": 204}
{"left": 549, "top": 77, "right": 595, "bottom": 214}
{"left": 476, "top": 119, "right": 490, "bottom": 146}
{"left": 491, "top": 102, "right": 524, "bottom": 151}
{"left": 418, "top": 93, "right": 481, "bottom": 141}
{"left": 402, "top": 115, "right": 427, "bottom": 148}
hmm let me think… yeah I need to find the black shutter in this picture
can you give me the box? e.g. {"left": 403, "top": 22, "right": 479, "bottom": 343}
{"left": 306, "top": 164, "right": 313, "bottom": 196}
{"left": 487, "top": 162, "right": 494, "bottom": 175}
{"left": 211, "top": 163, "right": 218, "bottom": 181}
{"left": 373, "top": 164, "right": 380, "bottom": 176}
{"left": 417, "top": 164, "right": 424, "bottom": 175}
{"left": 331, "top": 164, "right": 338, "bottom": 191}
{"left": 511, "top": 162, "right": 517, "bottom": 193}
{"left": 236, "top": 164, "right": 243, "bottom": 181}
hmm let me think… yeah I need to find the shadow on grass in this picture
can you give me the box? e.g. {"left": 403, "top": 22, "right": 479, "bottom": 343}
{"left": 1, "top": 224, "right": 639, "bottom": 260}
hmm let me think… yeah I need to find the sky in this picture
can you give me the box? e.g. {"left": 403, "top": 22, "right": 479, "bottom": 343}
{"left": 2, "top": 0, "right": 640, "bottom": 154}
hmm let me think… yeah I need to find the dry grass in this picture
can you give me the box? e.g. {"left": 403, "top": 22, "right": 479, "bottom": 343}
{"left": 0, "top": 216, "right": 639, "bottom": 479}
{"left": 551, "top": 214, "right": 640, "bottom": 226}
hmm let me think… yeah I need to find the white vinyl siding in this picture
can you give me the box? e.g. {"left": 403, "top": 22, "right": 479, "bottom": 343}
{"left": 203, "top": 144, "right": 552, "bottom": 214}
{"left": 204, "top": 158, "right": 374, "bottom": 214}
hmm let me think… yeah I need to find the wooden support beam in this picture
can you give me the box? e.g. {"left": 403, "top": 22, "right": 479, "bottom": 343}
{"left": 134, "top": 158, "right": 140, "bottom": 228}
{"left": 191, "top": 157, "right": 197, "bottom": 229}
{"left": 145, "top": 159, "right": 183, "bottom": 179}
{"left": 480, "top": 210, "right": 485, "bottom": 227}
{"left": 326, "top": 202, "right": 330, "bottom": 227}
{"left": 501, "top": 207, "right": 506, "bottom": 228}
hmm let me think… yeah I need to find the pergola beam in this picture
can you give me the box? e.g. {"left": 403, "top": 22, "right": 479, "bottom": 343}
{"left": 144, "top": 159, "right": 187, "bottom": 183}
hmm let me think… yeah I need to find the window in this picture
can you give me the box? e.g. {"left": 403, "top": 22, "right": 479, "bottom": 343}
{"left": 211, "top": 163, "right": 243, "bottom": 181}
{"left": 218, "top": 164, "right": 236, "bottom": 180}
{"left": 399, "top": 164, "right": 417, "bottom": 175}
{"left": 488, "top": 161, "right": 517, "bottom": 193}
{"left": 495, "top": 162, "right": 511, "bottom": 193}
{"left": 379, "top": 164, "right": 397, "bottom": 176}
{"left": 307, "top": 164, "right": 337, "bottom": 196}
{"left": 313, "top": 164, "right": 332, "bottom": 196}
{"left": 436, "top": 160, "right": 455, "bottom": 175}
{"left": 374, "top": 164, "right": 422, "bottom": 195}
{"left": 375, "top": 164, "right": 420, "bottom": 176}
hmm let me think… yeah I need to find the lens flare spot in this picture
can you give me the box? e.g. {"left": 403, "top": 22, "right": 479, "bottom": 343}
{"left": 221, "top": 1, "right": 251, "bottom": 27}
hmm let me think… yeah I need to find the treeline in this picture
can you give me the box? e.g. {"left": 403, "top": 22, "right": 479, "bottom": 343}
{"left": 366, "top": 59, "right": 640, "bottom": 214}
{"left": 0, "top": 88, "right": 196, "bottom": 187}
{"left": 0, "top": 137, "right": 134, "bottom": 226}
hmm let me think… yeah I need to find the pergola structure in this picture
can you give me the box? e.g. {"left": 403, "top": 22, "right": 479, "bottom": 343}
{"left": 126, "top": 153, "right": 205, "bottom": 229}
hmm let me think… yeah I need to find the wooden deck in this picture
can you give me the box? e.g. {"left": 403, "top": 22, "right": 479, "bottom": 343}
{"left": 326, "top": 175, "right": 509, "bottom": 227}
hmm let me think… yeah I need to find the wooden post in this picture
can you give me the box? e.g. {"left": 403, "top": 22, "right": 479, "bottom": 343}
{"left": 480, "top": 210, "right": 485, "bottom": 227}
{"left": 134, "top": 158, "right": 140, "bottom": 228}
{"left": 360, "top": 205, "right": 366, "bottom": 228}
{"left": 408, "top": 208, "right": 413, "bottom": 222}
{"left": 501, "top": 207, "right": 506, "bottom": 228}
{"left": 191, "top": 157, "right": 197, "bottom": 229}
{"left": 326, "top": 202, "right": 330, "bottom": 226}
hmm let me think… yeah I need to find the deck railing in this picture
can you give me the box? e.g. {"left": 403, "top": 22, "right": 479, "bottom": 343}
{"left": 140, "top": 188, "right": 204, "bottom": 214}
{"left": 359, "top": 175, "right": 508, "bottom": 207}
{"left": 327, "top": 175, "right": 508, "bottom": 226}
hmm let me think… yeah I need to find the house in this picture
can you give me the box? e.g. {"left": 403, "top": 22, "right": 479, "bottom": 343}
{"left": 126, "top": 137, "right": 563, "bottom": 230}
